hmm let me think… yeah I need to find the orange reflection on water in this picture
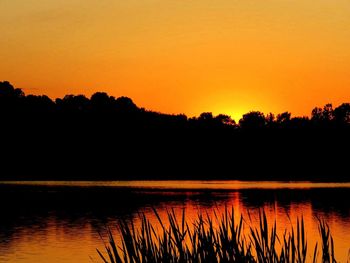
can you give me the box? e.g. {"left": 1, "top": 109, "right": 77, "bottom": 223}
{"left": 2, "top": 180, "right": 350, "bottom": 189}
{"left": 0, "top": 182, "right": 349, "bottom": 262}
{"left": 0, "top": 221, "right": 102, "bottom": 263}
{"left": 108, "top": 191, "right": 350, "bottom": 262}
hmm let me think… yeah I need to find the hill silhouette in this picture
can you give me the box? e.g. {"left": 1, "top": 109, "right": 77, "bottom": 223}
{"left": 1, "top": 81, "right": 349, "bottom": 181}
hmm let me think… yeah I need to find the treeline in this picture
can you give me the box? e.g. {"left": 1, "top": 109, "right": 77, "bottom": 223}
{"left": 1, "top": 81, "right": 349, "bottom": 181}
{"left": 1, "top": 81, "right": 350, "bottom": 130}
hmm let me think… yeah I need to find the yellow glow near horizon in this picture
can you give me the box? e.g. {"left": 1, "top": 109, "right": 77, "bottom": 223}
{"left": 1, "top": 0, "right": 350, "bottom": 119}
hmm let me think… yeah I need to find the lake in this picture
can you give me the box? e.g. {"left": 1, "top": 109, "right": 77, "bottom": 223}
{"left": 0, "top": 181, "right": 349, "bottom": 262}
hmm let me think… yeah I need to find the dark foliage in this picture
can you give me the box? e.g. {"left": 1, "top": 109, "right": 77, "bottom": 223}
{"left": 97, "top": 208, "right": 338, "bottom": 263}
{"left": 1, "top": 81, "right": 350, "bottom": 181}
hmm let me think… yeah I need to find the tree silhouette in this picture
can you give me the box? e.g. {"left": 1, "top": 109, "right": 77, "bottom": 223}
{"left": 265, "top": 113, "right": 275, "bottom": 128}
{"left": 276, "top": 112, "right": 291, "bottom": 125}
{"left": 239, "top": 111, "right": 266, "bottom": 129}
{"left": 90, "top": 92, "right": 114, "bottom": 114}
{"left": 0, "top": 81, "right": 25, "bottom": 114}
{"left": 311, "top": 107, "right": 323, "bottom": 122}
{"left": 322, "top": 103, "right": 334, "bottom": 121}
{"left": 115, "top": 96, "right": 137, "bottom": 112}
{"left": 199, "top": 112, "right": 213, "bottom": 121}
{"left": 215, "top": 114, "right": 236, "bottom": 126}
{"left": 311, "top": 104, "right": 334, "bottom": 127}
{"left": 1, "top": 80, "right": 350, "bottom": 181}
{"left": 0, "top": 81, "right": 24, "bottom": 99}
{"left": 334, "top": 103, "right": 350, "bottom": 125}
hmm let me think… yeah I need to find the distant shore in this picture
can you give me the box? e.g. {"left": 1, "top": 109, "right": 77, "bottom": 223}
{"left": 1, "top": 81, "right": 350, "bottom": 182}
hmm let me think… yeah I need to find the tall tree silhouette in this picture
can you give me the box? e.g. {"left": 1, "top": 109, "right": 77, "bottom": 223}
{"left": 0, "top": 81, "right": 25, "bottom": 114}
{"left": 334, "top": 103, "right": 350, "bottom": 125}
{"left": 239, "top": 111, "right": 266, "bottom": 129}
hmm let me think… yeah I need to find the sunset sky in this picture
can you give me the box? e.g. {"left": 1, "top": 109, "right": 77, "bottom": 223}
{"left": 1, "top": 0, "right": 350, "bottom": 121}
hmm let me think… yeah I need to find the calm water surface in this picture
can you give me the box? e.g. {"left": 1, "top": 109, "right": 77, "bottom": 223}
{"left": 0, "top": 181, "right": 349, "bottom": 262}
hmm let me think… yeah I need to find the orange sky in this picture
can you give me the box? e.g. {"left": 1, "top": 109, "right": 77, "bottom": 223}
{"left": 1, "top": 0, "right": 350, "bottom": 121}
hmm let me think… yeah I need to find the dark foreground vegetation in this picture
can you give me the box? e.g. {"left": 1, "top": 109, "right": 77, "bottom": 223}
{"left": 1, "top": 81, "right": 350, "bottom": 180}
{"left": 97, "top": 209, "right": 338, "bottom": 263}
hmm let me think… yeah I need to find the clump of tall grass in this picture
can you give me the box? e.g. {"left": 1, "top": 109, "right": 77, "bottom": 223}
{"left": 97, "top": 208, "right": 337, "bottom": 263}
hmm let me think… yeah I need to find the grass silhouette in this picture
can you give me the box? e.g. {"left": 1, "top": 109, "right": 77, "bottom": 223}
{"left": 97, "top": 208, "right": 338, "bottom": 263}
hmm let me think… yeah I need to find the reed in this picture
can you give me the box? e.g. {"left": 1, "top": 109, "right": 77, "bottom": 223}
{"left": 97, "top": 208, "right": 337, "bottom": 263}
